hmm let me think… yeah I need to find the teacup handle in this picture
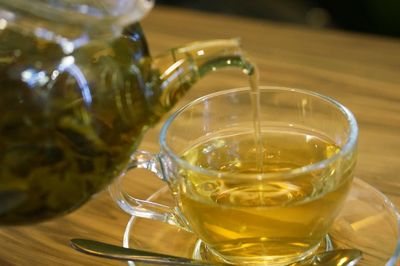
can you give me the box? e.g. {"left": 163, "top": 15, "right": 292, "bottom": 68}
{"left": 109, "top": 150, "right": 188, "bottom": 230}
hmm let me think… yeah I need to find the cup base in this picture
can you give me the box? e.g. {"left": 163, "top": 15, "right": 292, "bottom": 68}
{"left": 192, "top": 235, "right": 333, "bottom": 265}
{"left": 123, "top": 178, "right": 400, "bottom": 265}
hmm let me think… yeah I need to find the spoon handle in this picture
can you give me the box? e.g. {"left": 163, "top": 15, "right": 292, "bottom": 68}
{"left": 70, "top": 238, "right": 217, "bottom": 265}
{"left": 71, "top": 238, "right": 362, "bottom": 266}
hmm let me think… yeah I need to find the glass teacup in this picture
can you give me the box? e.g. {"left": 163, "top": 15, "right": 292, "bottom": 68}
{"left": 110, "top": 86, "right": 358, "bottom": 265}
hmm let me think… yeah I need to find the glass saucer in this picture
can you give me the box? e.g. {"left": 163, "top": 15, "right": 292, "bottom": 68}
{"left": 122, "top": 178, "right": 400, "bottom": 266}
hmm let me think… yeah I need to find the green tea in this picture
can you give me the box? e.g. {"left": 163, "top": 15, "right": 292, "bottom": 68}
{"left": 178, "top": 129, "right": 353, "bottom": 264}
{"left": 0, "top": 20, "right": 258, "bottom": 224}
{"left": 0, "top": 24, "right": 155, "bottom": 224}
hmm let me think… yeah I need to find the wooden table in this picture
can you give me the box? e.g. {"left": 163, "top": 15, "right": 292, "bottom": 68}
{"left": 1, "top": 6, "right": 399, "bottom": 266}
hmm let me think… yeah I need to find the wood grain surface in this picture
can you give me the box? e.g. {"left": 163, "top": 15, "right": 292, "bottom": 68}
{"left": 0, "top": 6, "right": 399, "bottom": 266}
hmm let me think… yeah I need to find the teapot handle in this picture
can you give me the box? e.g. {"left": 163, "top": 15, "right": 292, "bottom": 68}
{"left": 109, "top": 150, "right": 190, "bottom": 230}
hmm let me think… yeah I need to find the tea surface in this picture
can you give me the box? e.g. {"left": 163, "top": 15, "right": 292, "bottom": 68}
{"left": 178, "top": 129, "right": 353, "bottom": 264}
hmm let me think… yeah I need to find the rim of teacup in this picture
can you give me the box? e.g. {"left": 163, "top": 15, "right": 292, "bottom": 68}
{"left": 159, "top": 86, "right": 358, "bottom": 180}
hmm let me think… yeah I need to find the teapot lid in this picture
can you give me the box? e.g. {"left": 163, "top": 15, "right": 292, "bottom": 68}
{"left": 0, "top": 0, "right": 154, "bottom": 26}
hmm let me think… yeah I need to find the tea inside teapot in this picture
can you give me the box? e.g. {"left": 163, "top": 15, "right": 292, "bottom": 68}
{"left": 0, "top": 21, "right": 153, "bottom": 223}
{"left": 0, "top": 0, "right": 255, "bottom": 224}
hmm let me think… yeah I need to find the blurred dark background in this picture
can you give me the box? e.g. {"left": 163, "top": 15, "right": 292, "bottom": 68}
{"left": 156, "top": 0, "right": 400, "bottom": 38}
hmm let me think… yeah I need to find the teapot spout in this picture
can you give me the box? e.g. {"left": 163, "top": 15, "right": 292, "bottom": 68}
{"left": 149, "top": 39, "right": 255, "bottom": 116}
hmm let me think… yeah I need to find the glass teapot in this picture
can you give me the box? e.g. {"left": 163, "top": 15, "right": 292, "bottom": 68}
{"left": 0, "top": 0, "right": 254, "bottom": 224}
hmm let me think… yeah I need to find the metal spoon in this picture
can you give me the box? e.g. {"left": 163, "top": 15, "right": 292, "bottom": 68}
{"left": 70, "top": 238, "right": 362, "bottom": 265}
